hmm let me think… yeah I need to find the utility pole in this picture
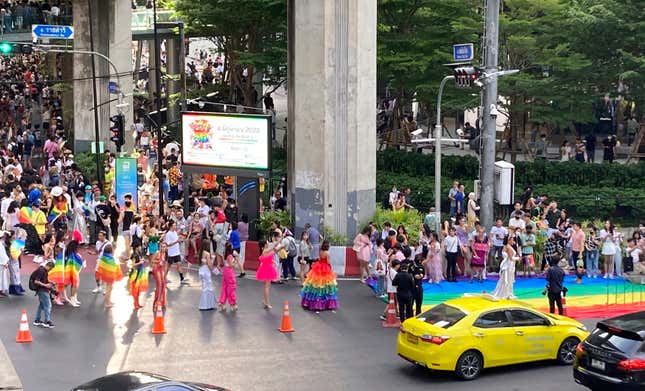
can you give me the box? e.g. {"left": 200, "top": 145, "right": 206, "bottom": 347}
{"left": 480, "top": 0, "right": 500, "bottom": 230}
{"left": 87, "top": 0, "right": 102, "bottom": 190}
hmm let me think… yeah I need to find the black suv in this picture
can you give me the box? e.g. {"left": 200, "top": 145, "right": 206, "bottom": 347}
{"left": 573, "top": 311, "right": 645, "bottom": 391}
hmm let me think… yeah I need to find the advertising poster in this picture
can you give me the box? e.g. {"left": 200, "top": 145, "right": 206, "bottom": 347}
{"left": 182, "top": 112, "right": 270, "bottom": 171}
{"left": 115, "top": 157, "right": 138, "bottom": 211}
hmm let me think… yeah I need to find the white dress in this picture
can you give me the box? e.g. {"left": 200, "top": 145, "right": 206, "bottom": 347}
{"left": 198, "top": 262, "right": 215, "bottom": 310}
{"left": 0, "top": 243, "right": 9, "bottom": 294}
{"left": 491, "top": 246, "right": 519, "bottom": 299}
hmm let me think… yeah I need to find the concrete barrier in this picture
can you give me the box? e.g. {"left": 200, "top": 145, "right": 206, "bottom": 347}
{"left": 0, "top": 339, "right": 23, "bottom": 390}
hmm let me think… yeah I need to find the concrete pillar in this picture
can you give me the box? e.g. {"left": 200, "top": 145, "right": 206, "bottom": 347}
{"left": 147, "top": 40, "right": 157, "bottom": 105}
{"left": 287, "top": 0, "right": 377, "bottom": 238}
{"left": 72, "top": 0, "right": 97, "bottom": 152}
{"left": 72, "top": 0, "right": 133, "bottom": 153}
{"left": 166, "top": 37, "right": 180, "bottom": 126}
{"left": 108, "top": 0, "right": 134, "bottom": 152}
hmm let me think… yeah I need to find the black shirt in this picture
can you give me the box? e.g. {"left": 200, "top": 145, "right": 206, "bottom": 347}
{"left": 392, "top": 271, "right": 416, "bottom": 299}
{"left": 410, "top": 261, "right": 425, "bottom": 289}
{"left": 546, "top": 265, "right": 565, "bottom": 294}
{"left": 32, "top": 265, "right": 49, "bottom": 293}
{"left": 95, "top": 204, "right": 111, "bottom": 228}
{"left": 275, "top": 197, "right": 287, "bottom": 211}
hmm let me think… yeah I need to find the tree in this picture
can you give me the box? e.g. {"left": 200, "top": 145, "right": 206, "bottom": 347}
{"left": 171, "top": 0, "right": 287, "bottom": 108}
{"left": 377, "top": 0, "right": 482, "bottom": 131}
{"left": 497, "top": 0, "right": 593, "bottom": 158}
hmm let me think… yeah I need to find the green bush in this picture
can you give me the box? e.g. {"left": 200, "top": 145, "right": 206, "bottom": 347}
{"left": 322, "top": 226, "right": 349, "bottom": 246}
{"left": 257, "top": 210, "right": 292, "bottom": 240}
{"left": 75, "top": 152, "right": 99, "bottom": 183}
{"left": 377, "top": 149, "right": 480, "bottom": 180}
{"left": 371, "top": 207, "right": 423, "bottom": 245}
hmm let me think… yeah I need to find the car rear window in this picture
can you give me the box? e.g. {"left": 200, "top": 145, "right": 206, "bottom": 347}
{"left": 587, "top": 328, "right": 644, "bottom": 355}
{"left": 418, "top": 304, "right": 466, "bottom": 328}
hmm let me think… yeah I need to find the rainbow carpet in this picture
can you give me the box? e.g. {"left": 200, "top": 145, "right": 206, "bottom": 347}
{"left": 419, "top": 275, "right": 645, "bottom": 319}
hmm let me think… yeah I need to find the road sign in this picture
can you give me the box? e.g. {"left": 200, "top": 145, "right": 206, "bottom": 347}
{"left": 108, "top": 81, "right": 120, "bottom": 95}
{"left": 32, "top": 24, "right": 74, "bottom": 40}
{"left": 453, "top": 43, "right": 474, "bottom": 62}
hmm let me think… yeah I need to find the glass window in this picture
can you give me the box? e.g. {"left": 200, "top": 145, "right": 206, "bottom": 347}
{"left": 419, "top": 304, "right": 467, "bottom": 328}
{"left": 474, "top": 310, "right": 511, "bottom": 328}
{"left": 510, "top": 310, "right": 549, "bottom": 326}
{"left": 157, "top": 386, "right": 194, "bottom": 391}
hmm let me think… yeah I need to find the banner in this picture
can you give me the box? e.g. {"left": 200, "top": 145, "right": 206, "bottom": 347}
{"left": 115, "top": 157, "right": 138, "bottom": 211}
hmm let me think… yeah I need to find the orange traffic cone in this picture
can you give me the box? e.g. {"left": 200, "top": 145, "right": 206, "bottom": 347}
{"left": 561, "top": 293, "right": 567, "bottom": 316}
{"left": 382, "top": 293, "right": 401, "bottom": 328}
{"left": 278, "top": 301, "right": 295, "bottom": 333}
{"left": 16, "top": 309, "right": 33, "bottom": 343}
{"left": 151, "top": 304, "right": 166, "bottom": 334}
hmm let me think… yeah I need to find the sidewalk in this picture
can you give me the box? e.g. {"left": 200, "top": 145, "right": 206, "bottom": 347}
{"left": 0, "top": 338, "right": 23, "bottom": 391}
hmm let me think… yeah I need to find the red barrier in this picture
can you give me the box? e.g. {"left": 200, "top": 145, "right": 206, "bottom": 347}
{"left": 243, "top": 241, "right": 260, "bottom": 271}
{"left": 344, "top": 248, "right": 361, "bottom": 277}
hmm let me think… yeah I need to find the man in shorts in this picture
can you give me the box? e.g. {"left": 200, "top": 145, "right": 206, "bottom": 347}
{"left": 164, "top": 221, "right": 188, "bottom": 284}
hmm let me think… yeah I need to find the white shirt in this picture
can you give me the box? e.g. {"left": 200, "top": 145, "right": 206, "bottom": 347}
{"left": 443, "top": 235, "right": 460, "bottom": 253}
{"left": 490, "top": 226, "right": 508, "bottom": 247}
{"left": 165, "top": 230, "right": 181, "bottom": 257}
{"left": 0, "top": 197, "right": 12, "bottom": 218}
{"left": 387, "top": 267, "right": 398, "bottom": 293}
{"left": 508, "top": 217, "right": 526, "bottom": 231}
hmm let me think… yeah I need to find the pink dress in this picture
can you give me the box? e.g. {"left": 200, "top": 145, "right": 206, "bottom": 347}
{"left": 219, "top": 254, "right": 237, "bottom": 305}
{"left": 256, "top": 252, "right": 278, "bottom": 281}
{"left": 353, "top": 234, "right": 372, "bottom": 261}
{"left": 427, "top": 242, "right": 443, "bottom": 283}
{"left": 471, "top": 236, "right": 489, "bottom": 269}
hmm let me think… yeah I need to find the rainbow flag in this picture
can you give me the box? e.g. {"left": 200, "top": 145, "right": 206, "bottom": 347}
{"left": 419, "top": 275, "right": 645, "bottom": 320}
{"left": 97, "top": 253, "right": 122, "bottom": 283}
{"left": 129, "top": 263, "right": 149, "bottom": 293}
{"left": 9, "top": 239, "right": 24, "bottom": 260}
{"left": 47, "top": 203, "right": 68, "bottom": 224}
{"left": 49, "top": 252, "right": 70, "bottom": 285}
{"left": 18, "top": 207, "right": 33, "bottom": 224}
{"left": 66, "top": 253, "right": 83, "bottom": 274}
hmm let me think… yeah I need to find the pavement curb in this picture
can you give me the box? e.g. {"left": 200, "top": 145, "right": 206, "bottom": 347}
{"left": 0, "top": 338, "right": 22, "bottom": 390}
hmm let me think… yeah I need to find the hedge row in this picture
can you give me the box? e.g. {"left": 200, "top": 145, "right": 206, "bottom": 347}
{"left": 376, "top": 172, "right": 645, "bottom": 224}
{"left": 377, "top": 149, "right": 645, "bottom": 188}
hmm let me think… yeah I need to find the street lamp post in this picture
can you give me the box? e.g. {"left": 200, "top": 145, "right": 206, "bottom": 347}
{"left": 87, "top": 0, "right": 102, "bottom": 190}
{"left": 152, "top": 0, "right": 164, "bottom": 216}
{"left": 433, "top": 75, "right": 454, "bottom": 233}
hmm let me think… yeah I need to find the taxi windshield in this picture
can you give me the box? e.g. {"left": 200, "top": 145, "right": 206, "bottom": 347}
{"left": 418, "top": 304, "right": 466, "bottom": 328}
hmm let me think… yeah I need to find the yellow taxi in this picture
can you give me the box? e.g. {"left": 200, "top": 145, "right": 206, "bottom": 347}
{"left": 397, "top": 294, "right": 589, "bottom": 380}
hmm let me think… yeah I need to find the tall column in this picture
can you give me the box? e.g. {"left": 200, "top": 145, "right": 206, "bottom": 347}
{"left": 109, "top": 0, "right": 134, "bottom": 152}
{"left": 166, "top": 37, "right": 180, "bottom": 126}
{"left": 72, "top": 0, "right": 96, "bottom": 151}
{"left": 287, "top": 0, "right": 376, "bottom": 238}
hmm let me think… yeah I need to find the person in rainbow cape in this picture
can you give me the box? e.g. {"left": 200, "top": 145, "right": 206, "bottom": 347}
{"left": 48, "top": 186, "right": 70, "bottom": 235}
{"left": 96, "top": 239, "right": 122, "bottom": 308}
{"left": 49, "top": 230, "right": 85, "bottom": 307}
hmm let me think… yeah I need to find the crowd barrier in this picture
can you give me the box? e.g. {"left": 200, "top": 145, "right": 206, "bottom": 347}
{"left": 239, "top": 241, "right": 361, "bottom": 277}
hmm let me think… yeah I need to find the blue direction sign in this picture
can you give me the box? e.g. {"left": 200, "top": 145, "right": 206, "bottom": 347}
{"left": 32, "top": 24, "right": 74, "bottom": 40}
{"left": 108, "top": 81, "right": 120, "bottom": 95}
{"left": 453, "top": 43, "right": 474, "bottom": 62}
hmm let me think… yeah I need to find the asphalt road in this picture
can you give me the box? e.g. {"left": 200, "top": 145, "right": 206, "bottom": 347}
{"left": 0, "top": 267, "right": 593, "bottom": 391}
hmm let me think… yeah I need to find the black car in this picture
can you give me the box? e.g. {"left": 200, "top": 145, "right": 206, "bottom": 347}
{"left": 71, "top": 371, "right": 228, "bottom": 391}
{"left": 573, "top": 311, "right": 645, "bottom": 391}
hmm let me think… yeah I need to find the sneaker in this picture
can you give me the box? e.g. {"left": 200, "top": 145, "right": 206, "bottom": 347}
{"left": 33, "top": 320, "right": 43, "bottom": 327}
{"left": 180, "top": 279, "right": 190, "bottom": 285}
{"left": 92, "top": 287, "right": 101, "bottom": 294}
{"left": 379, "top": 315, "right": 386, "bottom": 321}
{"left": 45, "top": 321, "right": 55, "bottom": 328}
{"left": 238, "top": 273, "right": 246, "bottom": 278}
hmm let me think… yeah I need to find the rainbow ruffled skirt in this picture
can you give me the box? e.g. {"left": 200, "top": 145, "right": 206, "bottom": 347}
{"left": 97, "top": 253, "right": 122, "bottom": 284}
{"left": 300, "top": 260, "right": 338, "bottom": 311}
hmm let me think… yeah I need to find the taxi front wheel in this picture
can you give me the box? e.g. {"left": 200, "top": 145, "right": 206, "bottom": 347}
{"left": 557, "top": 337, "right": 579, "bottom": 365}
{"left": 455, "top": 350, "right": 483, "bottom": 380}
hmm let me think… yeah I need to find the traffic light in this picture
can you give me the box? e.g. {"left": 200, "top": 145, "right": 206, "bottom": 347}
{"left": 110, "top": 114, "right": 125, "bottom": 151}
{"left": 454, "top": 66, "right": 482, "bottom": 88}
{"left": 0, "top": 42, "right": 33, "bottom": 55}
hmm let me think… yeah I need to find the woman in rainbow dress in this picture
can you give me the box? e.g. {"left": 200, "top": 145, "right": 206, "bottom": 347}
{"left": 129, "top": 252, "right": 149, "bottom": 310}
{"left": 300, "top": 240, "right": 338, "bottom": 311}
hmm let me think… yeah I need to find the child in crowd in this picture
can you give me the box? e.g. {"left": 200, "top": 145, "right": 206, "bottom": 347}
{"left": 298, "top": 230, "right": 312, "bottom": 285}
{"left": 374, "top": 238, "right": 388, "bottom": 297}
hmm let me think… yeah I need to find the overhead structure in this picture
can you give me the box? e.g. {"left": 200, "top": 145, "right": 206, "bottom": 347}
{"left": 287, "top": 0, "right": 377, "bottom": 238}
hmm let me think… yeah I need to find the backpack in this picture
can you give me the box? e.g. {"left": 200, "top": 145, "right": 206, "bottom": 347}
{"left": 28, "top": 268, "right": 40, "bottom": 291}
{"left": 287, "top": 236, "right": 298, "bottom": 258}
